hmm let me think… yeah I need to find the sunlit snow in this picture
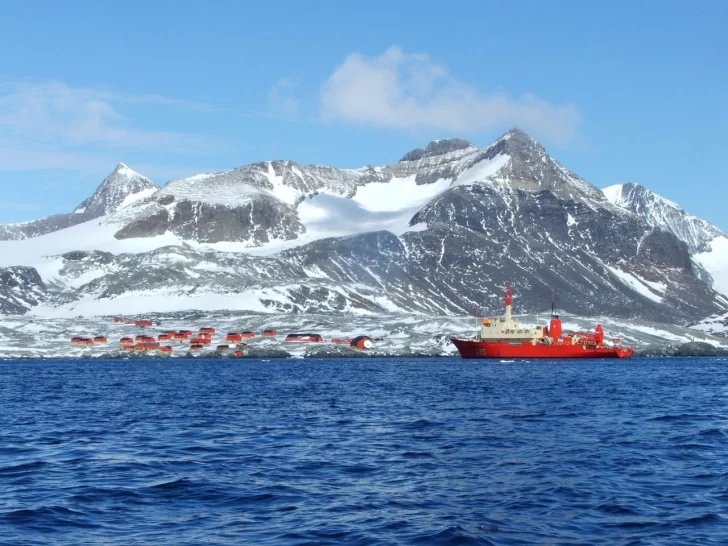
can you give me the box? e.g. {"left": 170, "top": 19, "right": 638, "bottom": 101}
{"left": 694, "top": 236, "right": 728, "bottom": 297}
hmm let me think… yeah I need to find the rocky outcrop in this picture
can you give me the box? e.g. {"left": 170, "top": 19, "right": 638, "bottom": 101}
{"left": 114, "top": 196, "right": 304, "bottom": 244}
{"left": 0, "top": 266, "right": 46, "bottom": 314}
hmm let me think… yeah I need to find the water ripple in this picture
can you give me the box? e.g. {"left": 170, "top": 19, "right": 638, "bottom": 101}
{"left": 1, "top": 357, "right": 727, "bottom": 544}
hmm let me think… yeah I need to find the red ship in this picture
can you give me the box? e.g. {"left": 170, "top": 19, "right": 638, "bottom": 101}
{"left": 451, "top": 284, "right": 633, "bottom": 359}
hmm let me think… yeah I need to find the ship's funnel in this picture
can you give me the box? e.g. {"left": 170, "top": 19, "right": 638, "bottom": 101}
{"left": 549, "top": 317, "right": 563, "bottom": 340}
{"left": 595, "top": 324, "right": 604, "bottom": 344}
{"left": 504, "top": 282, "right": 513, "bottom": 323}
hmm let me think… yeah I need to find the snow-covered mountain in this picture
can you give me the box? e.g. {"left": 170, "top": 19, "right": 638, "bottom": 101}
{"left": 73, "top": 163, "right": 158, "bottom": 217}
{"left": 0, "top": 163, "right": 159, "bottom": 241}
{"left": 0, "top": 130, "right": 725, "bottom": 326}
{"left": 603, "top": 182, "right": 728, "bottom": 297}
{"left": 603, "top": 183, "right": 723, "bottom": 253}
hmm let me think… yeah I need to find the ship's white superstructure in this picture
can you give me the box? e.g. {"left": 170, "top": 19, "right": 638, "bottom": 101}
{"left": 478, "top": 284, "right": 544, "bottom": 342}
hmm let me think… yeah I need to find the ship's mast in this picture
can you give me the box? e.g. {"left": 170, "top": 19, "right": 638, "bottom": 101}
{"left": 504, "top": 282, "right": 513, "bottom": 324}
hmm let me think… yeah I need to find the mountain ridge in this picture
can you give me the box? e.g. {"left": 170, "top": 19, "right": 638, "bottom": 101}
{"left": 0, "top": 129, "right": 725, "bottom": 325}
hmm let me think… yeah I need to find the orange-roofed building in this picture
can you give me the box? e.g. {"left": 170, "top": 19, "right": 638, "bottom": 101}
{"left": 351, "top": 336, "right": 373, "bottom": 350}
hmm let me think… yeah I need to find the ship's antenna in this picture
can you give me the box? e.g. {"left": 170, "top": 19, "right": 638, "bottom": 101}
{"left": 551, "top": 290, "right": 556, "bottom": 319}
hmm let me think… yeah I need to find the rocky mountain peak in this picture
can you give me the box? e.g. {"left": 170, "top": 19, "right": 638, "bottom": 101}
{"left": 603, "top": 183, "right": 724, "bottom": 253}
{"left": 400, "top": 138, "right": 475, "bottom": 162}
{"left": 73, "top": 163, "right": 159, "bottom": 218}
{"left": 497, "top": 127, "right": 544, "bottom": 157}
{"left": 604, "top": 183, "right": 680, "bottom": 213}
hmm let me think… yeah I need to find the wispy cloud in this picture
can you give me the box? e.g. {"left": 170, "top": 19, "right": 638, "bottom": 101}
{"left": 321, "top": 46, "right": 580, "bottom": 145}
{"left": 269, "top": 78, "right": 301, "bottom": 118}
{"left": 0, "top": 200, "right": 46, "bottom": 212}
{"left": 0, "top": 81, "right": 229, "bottom": 157}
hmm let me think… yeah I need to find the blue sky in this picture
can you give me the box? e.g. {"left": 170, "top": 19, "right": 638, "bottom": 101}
{"left": 1, "top": 1, "right": 726, "bottom": 229}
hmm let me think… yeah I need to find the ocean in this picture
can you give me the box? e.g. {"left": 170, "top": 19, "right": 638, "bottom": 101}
{"left": 1, "top": 357, "right": 727, "bottom": 545}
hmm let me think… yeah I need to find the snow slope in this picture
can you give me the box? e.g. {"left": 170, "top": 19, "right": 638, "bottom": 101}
{"left": 0, "top": 218, "right": 184, "bottom": 277}
{"left": 694, "top": 236, "right": 728, "bottom": 298}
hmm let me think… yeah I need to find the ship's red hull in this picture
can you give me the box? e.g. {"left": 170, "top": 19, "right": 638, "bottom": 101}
{"left": 451, "top": 338, "right": 634, "bottom": 359}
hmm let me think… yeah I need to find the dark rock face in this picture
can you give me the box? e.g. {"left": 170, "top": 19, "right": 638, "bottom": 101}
{"left": 114, "top": 196, "right": 304, "bottom": 244}
{"left": 114, "top": 209, "right": 170, "bottom": 239}
{"left": 637, "top": 231, "right": 692, "bottom": 270}
{"left": 676, "top": 342, "right": 728, "bottom": 356}
{"left": 0, "top": 266, "right": 46, "bottom": 314}
{"left": 170, "top": 198, "right": 303, "bottom": 244}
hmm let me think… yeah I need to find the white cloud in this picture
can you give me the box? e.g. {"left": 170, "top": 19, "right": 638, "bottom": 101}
{"left": 0, "top": 82, "right": 226, "bottom": 154}
{"left": 321, "top": 46, "right": 580, "bottom": 144}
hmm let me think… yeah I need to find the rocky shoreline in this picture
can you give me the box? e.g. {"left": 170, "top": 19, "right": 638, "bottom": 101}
{"left": 3, "top": 341, "right": 727, "bottom": 360}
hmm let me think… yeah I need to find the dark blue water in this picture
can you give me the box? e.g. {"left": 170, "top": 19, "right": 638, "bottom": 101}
{"left": 1, "top": 357, "right": 727, "bottom": 545}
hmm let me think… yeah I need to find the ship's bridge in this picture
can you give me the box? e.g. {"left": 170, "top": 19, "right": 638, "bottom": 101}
{"left": 478, "top": 316, "right": 543, "bottom": 342}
